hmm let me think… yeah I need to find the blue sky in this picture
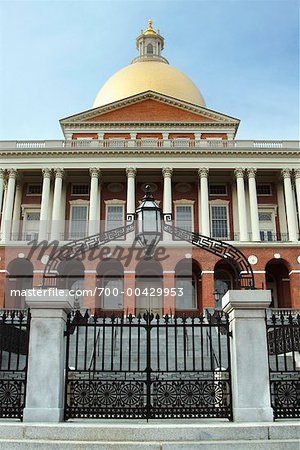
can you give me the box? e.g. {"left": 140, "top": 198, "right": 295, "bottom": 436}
{"left": 0, "top": 0, "right": 299, "bottom": 140}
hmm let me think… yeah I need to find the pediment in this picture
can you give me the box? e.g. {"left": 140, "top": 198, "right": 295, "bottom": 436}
{"left": 60, "top": 91, "right": 240, "bottom": 126}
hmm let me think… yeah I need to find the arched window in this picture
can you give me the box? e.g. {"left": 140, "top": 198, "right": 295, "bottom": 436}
{"left": 265, "top": 259, "right": 291, "bottom": 308}
{"left": 97, "top": 259, "right": 124, "bottom": 310}
{"left": 135, "top": 259, "right": 163, "bottom": 315}
{"left": 57, "top": 259, "right": 85, "bottom": 308}
{"left": 5, "top": 258, "right": 33, "bottom": 308}
{"left": 175, "top": 260, "right": 200, "bottom": 310}
{"left": 147, "top": 43, "right": 153, "bottom": 54}
{"left": 214, "top": 270, "right": 232, "bottom": 308}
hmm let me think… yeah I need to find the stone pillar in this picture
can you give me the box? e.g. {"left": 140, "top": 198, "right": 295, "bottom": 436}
{"left": 247, "top": 168, "right": 260, "bottom": 241}
{"left": 234, "top": 168, "right": 248, "bottom": 241}
{"left": 0, "top": 169, "right": 4, "bottom": 219}
{"left": 222, "top": 290, "right": 273, "bottom": 422}
{"left": 126, "top": 167, "right": 136, "bottom": 214}
{"left": 294, "top": 169, "right": 300, "bottom": 228}
{"left": 38, "top": 168, "right": 52, "bottom": 241}
{"left": 51, "top": 168, "right": 64, "bottom": 241}
{"left": 11, "top": 180, "right": 22, "bottom": 240}
{"left": 24, "top": 290, "right": 74, "bottom": 422}
{"left": 2, "top": 168, "right": 17, "bottom": 241}
{"left": 89, "top": 168, "right": 101, "bottom": 235}
{"left": 198, "top": 168, "right": 210, "bottom": 236}
{"left": 281, "top": 169, "right": 298, "bottom": 241}
{"left": 162, "top": 168, "right": 173, "bottom": 215}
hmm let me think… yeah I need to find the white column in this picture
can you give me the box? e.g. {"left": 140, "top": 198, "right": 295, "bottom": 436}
{"left": 282, "top": 168, "right": 298, "bottom": 241}
{"left": 24, "top": 291, "right": 74, "bottom": 422}
{"left": 247, "top": 168, "right": 260, "bottom": 241}
{"left": 162, "top": 167, "right": 173, "bottom": 215}
{"left": 3, "top": 168, "right": 17, "bottom": 241}
{"left": 234, "top": 168, "right": 248, "bottom": 241}
{"left": 11, "top": 181, "right": 22, "bottom": 240}
{"left": 89, "top": 168, "right": 101, "bottom": 235}
{"left": 0, "top": 182, "right": 8, "bottom": 239}
{"left": 222, "top": 290, "right": 273, "bottom": 422}
{"left": 0, "top": 169, "right": 4, "bottom": 219}
{"left": 51, "top": 168, "right": 64, "bottom": 241}
{"left": 39, "top": 168, "right": 52, "bottom": 241}
{"left": 198, "top": 168, "right": 210, "bottom": 236}
{"left": 294, "top": 169, "right": 300, "bottom": 228}
{"left": 126, "top": 167, "right": 136, "bottom": 215}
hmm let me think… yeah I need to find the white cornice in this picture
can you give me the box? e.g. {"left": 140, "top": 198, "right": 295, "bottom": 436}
{"left": 1, "top": 148, "right": 299, "bottom": 158}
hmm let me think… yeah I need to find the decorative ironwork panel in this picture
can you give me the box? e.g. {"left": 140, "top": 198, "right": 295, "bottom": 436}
{"left": 266, "top": 309, "right": 300, "bottom": 419}
{"left": 65, "top": 310, "right": 232, "bottom": 420}
{"left": 0, "top": 310, "right": 31, "bottom": 420}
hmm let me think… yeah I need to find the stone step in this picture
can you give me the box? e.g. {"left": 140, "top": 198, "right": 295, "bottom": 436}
{"left": 0, "top": 438, "right": 299, "bottom": 449}
{"left": 0, "top": 422, "right": 298, "bottom": 444}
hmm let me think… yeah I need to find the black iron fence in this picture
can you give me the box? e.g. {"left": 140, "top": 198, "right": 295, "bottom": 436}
{"left": 64, "top": 309, "right": 232, "bottom": 420}
{"left": 266, "top": 309, "right": 300, "bottom": 419}
{"left": 0, "top": 309, "right": 31, "bottom": 419}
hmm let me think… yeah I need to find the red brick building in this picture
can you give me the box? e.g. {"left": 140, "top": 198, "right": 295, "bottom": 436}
{"left": 1, "top": 20, "right": 299, "bottom": 312}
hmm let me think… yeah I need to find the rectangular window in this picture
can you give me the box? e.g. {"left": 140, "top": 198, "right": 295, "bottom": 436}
{"left": 211, "top": 205, "right": 229, "bottom": 239}
{"left": 71, "top": 184, "right": 89, "bottom": 196}
{"left": 258, "top": 209, "right": 276, "bottom": 241}
{"left": 27, "top": 184, "right": 42, "bottom": 195}
{"left": 175, "top": 205, "right": 193, "bottom": 232}
{"left": 70, "top": 205, "right": 88, "bottom": 239}
{"left": 106, "top": 205, "right": 124, "bottom": 231}
{"left": 23, "top": 210, "right": 40, "bottom": 240}
{"left": 257, "top": 184, "right": 272, "bottom": 195}
{"left": 209, "top": 184, "right": 227, "bottom": 195}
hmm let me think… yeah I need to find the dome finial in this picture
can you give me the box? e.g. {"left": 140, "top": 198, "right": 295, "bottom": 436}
{"left": 148, "top": 19, "right": 153, "bottom": 30}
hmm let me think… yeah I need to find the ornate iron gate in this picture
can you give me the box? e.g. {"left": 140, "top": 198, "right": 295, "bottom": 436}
{"left": 64, "top": 310, "right": 232, "bottom": 420}
{"left": 0, "top": 309, "right": 31, "bottom": 419}
{"left": 266, "top": 309, "right": 300, "bottom": 419}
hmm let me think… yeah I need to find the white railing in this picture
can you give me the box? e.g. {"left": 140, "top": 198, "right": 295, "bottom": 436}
{"left": 0, "top": 139, "right": 299, "bottom": 151}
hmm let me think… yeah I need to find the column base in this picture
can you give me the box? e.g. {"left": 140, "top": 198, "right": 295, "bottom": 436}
{"left": 232, "top": 407, "right": 274, "bottom": 423}
{"left": 23, "top": 407, "right": 64, "bottom": 423}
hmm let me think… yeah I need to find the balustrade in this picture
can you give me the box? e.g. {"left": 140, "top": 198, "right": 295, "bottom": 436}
{"left": 0, "top": 139, "right": 298, "bottom": 150}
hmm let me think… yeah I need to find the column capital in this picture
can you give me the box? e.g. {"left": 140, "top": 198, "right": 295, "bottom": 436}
{"left": 247, "top": 168, "right": 257, "bottom": 178}
{"left": 89, "top": 168, "right": 101, "bottom": 178}
{"left": 198, "top": 167, "right": 209, "bottom": 178}
{"left": 126, "top": 167, "right": 137, "bottom": 178}
{"left": 0, "top": 169, "right": 4, "bottom": 179}
{"left": 281, "top": 168, "right": 291, "bottom": 179}
{"left": 42, "top": 168, "right": 52, "bottom": 179}
{"left": 234, "top": 168, "right": 244, "bottom": 179}
{"left": 54, "top": 168, "right": 64, "bottom": 179}
{"left": 294, "top": 168, "right": 300, "bottom": 179}
{"left": 162, "top": 167, "right": 173, "bottom": 178}
{"left": 8, "top": 168, "right": 17, "bottom": 179}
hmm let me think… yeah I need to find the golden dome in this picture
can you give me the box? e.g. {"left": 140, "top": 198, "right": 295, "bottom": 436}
{"left": 93, "top": 61, "right": 206, "bottom": 108}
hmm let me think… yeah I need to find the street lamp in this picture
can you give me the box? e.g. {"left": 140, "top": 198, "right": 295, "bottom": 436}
{"left": 135, "top": 185, "right": 163, "bottom": 257}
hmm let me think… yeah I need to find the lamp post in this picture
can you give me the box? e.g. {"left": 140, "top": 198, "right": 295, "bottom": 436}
{"left": 135, "top": 185, "right": 163, "bottom": 258}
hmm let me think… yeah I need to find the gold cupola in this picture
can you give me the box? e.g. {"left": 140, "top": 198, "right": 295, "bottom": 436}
{"left": 93, "top": 20, "right": 206, "bottom": 108}
{"left": 132, "top": 19, "right": 168, "bottom": 64}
